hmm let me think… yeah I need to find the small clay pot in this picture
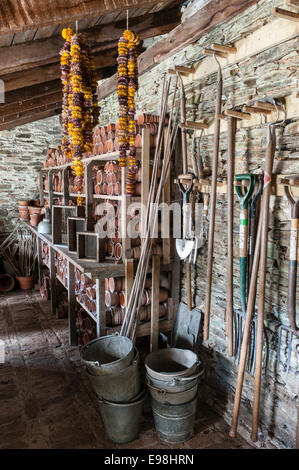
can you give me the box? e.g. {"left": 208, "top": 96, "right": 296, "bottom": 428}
{"left": 16, "top": 276, "right": 34, "bottom": 290}
{"left": 28, "top": 206, "right": 42, "bottom": 215}
{"left": 18, "top": 200, "right": 30, "bottom": 206}
{"left": 30, "top": 213, "right": 42, "bottom": 227}
{"left": 0, "top": 274, "right": 15, "bottom": 292}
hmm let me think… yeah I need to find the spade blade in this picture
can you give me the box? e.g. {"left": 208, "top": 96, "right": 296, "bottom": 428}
{"left": 176, "top": 239, "right": 194, "bottom": 260}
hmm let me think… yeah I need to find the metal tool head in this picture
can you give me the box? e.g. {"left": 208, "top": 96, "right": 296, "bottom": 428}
{"left": 176, "top": 238, "right": 194, "bottom": 260}
{"left": 235, "top": 173, "right": 256, "bottom": 209}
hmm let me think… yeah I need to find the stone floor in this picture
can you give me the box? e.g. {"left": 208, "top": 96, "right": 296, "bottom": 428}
{"left": 0, "top": 289, "right": 254, "bottom": 449}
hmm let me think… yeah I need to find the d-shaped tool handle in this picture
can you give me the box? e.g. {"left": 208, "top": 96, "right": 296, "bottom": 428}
{"left": 235, "top": 174, "right": 256, "bottom": 210}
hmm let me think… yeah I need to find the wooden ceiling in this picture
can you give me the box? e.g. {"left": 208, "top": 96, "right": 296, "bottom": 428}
{"left": 0, "top": 0, "right": 182, "bottom": 130}
{"left": 0, "top": 0, "right": 260, "bottom": 131}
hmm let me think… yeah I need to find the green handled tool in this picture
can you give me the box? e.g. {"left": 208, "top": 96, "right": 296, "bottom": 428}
{"left": 235, "top": 174, "right": 256, "bottom": 313}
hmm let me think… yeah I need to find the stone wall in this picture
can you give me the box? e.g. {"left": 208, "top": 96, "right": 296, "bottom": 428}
{"left": 0, "top": 116, "right": 61, "bottom": 234}
{"left": 0, "top": 0, "right": 297, "bottom": 449}
{"left": 99, "top": 0, "right": 298, "bottom": 448}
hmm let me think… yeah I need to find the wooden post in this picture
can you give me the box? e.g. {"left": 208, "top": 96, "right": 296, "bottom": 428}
{"left": 48, "top": 169, "right": 54, "bottom": 214}
{"left": 150, "top": 255, "right": 160, "bottom": 352}
{"left": 49, "top": 246, "right": 56, "bottom": 316}
{"left": 125, "top": 259, "right": 134, "bottom": 308}
{"left": 67, "top": 261, "right": 77, "bottom": 345}
{"left": 85, "top": 161, "right": 94, "bottom": 231}
{"left": 36, "top": 237, "right": 43, "bottom": 286}
{"left": 39, "top": 171, "right": 44, "bottom": 207}
{"left": 96, "top": 277, "right": 106, "bottom": 337}
{"left": 121, "top": 165, "right": 130, "bottom": 260}
{"left": 62, "top": 168, "right": 69, "bottom": 206}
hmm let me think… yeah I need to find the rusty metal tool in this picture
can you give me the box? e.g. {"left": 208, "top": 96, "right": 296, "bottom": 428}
{"left": 204, "top": 52, "right": 223, "bottom": 340}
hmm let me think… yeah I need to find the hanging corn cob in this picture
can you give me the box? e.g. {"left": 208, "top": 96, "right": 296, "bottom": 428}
{"left": 117, "top": 29, "right": 139, "bottom": 195}
{"left": 60, "top": 28, "right": 100, "bottom": 205}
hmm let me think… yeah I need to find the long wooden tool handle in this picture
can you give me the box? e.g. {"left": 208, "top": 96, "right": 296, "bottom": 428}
{"left": 251, "top": 125, "right": 276, "bottom": 442}
{"left": 204, "top": 63, "right": 223, "bottom": 340}
{"left": 226, "top": 116, "right": 235, "bottom": 356}
{"left": 288, "top": 217, "right": 299, "bottom": 334}
{"left": 239, "top": 207, "right": 249, "bottom": 313}
{"left": 229, "top": 210, "right": 263, "bottom": 438}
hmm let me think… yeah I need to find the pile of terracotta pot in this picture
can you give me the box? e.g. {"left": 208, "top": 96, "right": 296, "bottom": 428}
{"left": 55, "top": 253, "right": 68, "bottom": 289}
{"left": 18, "top": 200, "right": 44, "bottom": 227}
{"left": 41, "top": 242, "right": 49, "bottom": 266}
{"left": 76, "top": 308, "right": 97, "bottom": 345}
{"left": 43, "top": 147, "right": 65, "bottom": 168}
{"left": 105, "top": 275, "right": 169, "bottom": 327}
{"left": 40, "top": 268, "right": 50, "bottom": 300}
{"left": 56, "top": 289, "right": 68, "bottom": 319}
{"left": 75, "top": 269, "right": 97, "bottom": 315}
{"left": 92, "top": 114, "right": 164, "bottom": 156}
{"left": 93, "top": 123, "right": 119, "bottom": 155}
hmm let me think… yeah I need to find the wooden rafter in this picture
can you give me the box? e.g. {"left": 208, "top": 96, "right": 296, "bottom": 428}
{"left": 98, "top": 0, "right": 260, "bottom": 100}
{"left": 0, "top": 6, "right": 180, "bottom": 75}
{"left": 0, "top": 107, "right": 62, "bottom": 131}
{"left": 0, "top": 0, "right": 165, "bottom": 35}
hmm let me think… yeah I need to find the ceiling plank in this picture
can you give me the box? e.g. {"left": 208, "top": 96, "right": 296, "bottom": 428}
{"left": 0, "top": 6, "right": 180, "bottom": 75}
{"left": 0, "top": 103, "right": 62, "bottom": 128}
{"left": 0, "top": 91, "right": 62, "bottom": 118}
{"left": 0, "top": 0, "right": 165, "bottom": 35}
{"left": 0, "top": 108, "right": 61, "bottom": 131}
{"left": 98, "top": 0, "right": 260, "bottom": 100}
{"left": 2, "top": 62, "right": 116, "bottom": 94}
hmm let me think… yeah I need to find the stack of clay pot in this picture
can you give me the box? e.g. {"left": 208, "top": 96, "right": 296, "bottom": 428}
{"left": 43, "top": 147, "right": 66, "bottom": 168}
{"left": 18, "top": 200, "right": 31, "bottom": 221}
{"left": 56, "top": 288, "right": 68, "bottom": 319}
{"left": 105, "top": 275, "right": 169, "bottom": 327}
{"left": 40, "top": 267, "right": 50, "bottom": 300}
{"left": 55, "top": 253, "right": 68, "bottom": 288}
{"left": 76, "top": 308, "right": 97, "bottom": 345}
{"left": 93, "top": 124, "right": 119, "bottom": 155}
{"left": 27, "top": 201, "right": 43, "bottom": 227}
{"left": 41, "top": 242, "right": 49, "bottom": 266}
{"left": 94, "top": 161, "right": 122, "bottom": 196}
{"left": 75, "top": 269, "right": 97, "bottom": 315}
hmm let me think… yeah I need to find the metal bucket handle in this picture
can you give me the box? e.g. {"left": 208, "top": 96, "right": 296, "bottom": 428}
{"left": 81, "top": 332, "right": 120, "bottom": 367}
{"left": 146, "top": 368, "right": 204, "bottom": 393}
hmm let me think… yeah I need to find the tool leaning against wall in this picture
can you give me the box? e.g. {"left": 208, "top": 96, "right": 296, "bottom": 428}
{"left": 229, "top": 97, "right": 286, "bottom": 442}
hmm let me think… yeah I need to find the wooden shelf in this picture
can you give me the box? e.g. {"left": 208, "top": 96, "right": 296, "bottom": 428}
{"left": 76, "top": 298, "right": 97, "bottom": 322}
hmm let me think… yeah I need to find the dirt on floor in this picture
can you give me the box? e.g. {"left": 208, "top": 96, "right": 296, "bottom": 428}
{"left": 0, "top": 290, "right": 254, "bottom": 449}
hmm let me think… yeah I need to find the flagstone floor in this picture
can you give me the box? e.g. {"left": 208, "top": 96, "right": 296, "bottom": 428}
{"left": 0, "top": 289, "right": 254, "bottom": 449}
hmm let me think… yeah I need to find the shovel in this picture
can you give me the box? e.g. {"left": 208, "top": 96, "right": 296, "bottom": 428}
{"left": 176, "top": 174, "right": 195, "bottom": 260}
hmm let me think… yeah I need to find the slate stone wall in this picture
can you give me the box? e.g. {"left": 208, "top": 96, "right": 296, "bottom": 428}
{"left": 98, "top": 0, "right": 298, "bottom": 448}
{"left": 0, "top": 116, "right": 61, "bottom": 234}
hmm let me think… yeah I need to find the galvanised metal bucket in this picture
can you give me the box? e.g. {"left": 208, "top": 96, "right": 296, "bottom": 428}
{"left": 81, "top": 334, "right": 134, "bottom": 375}
{"left": 86, "top": 350, "right": 141, "bottom": 403}
{"left": 145, "top": 348, "right": 199, "bottom": 381}
{"left": 99, "top": 389, "right": 148, "bottom": 444}
{"left": 151, "top": 396, "right": 198, "bottom": 443}
{"left": 146, "top": 372, "right": 202, "bottom": 405}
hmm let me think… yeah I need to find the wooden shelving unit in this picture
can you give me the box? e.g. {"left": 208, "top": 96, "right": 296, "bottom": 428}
{"left": 30, "top": 127, "right": 178, "bottom": 348}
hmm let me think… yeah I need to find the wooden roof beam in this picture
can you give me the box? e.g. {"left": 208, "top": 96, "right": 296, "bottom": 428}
{"left": 0, "top": 0, "right": 164, "bottom": 35}
{"left": 0, "top": 6, "right": 180, "bottom": 75}
{"left": 98, "top": 0, "right": 260, "bottom": 100}
{"left": 0, "top": 105, "right": 61, "bottom": 131}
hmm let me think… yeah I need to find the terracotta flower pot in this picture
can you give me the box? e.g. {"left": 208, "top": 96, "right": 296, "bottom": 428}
{"left": 18, "top": 200, "right": 30, "bottom": 206}
{"left": 30, "top": 213, "right": 42, "bottom": 227}
{"left": 28, "top": 206, "right": 42, "bottom": 215}
{"left": 0, "top": 274, "right": 15, "bottom": 292}
{"left": 16, "top": 276, "right": 34, "bottom": 290}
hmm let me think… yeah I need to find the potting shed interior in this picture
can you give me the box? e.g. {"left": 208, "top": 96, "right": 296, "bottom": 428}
{"left": 0, "top": 0, "right": 298, "bottom": 450}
